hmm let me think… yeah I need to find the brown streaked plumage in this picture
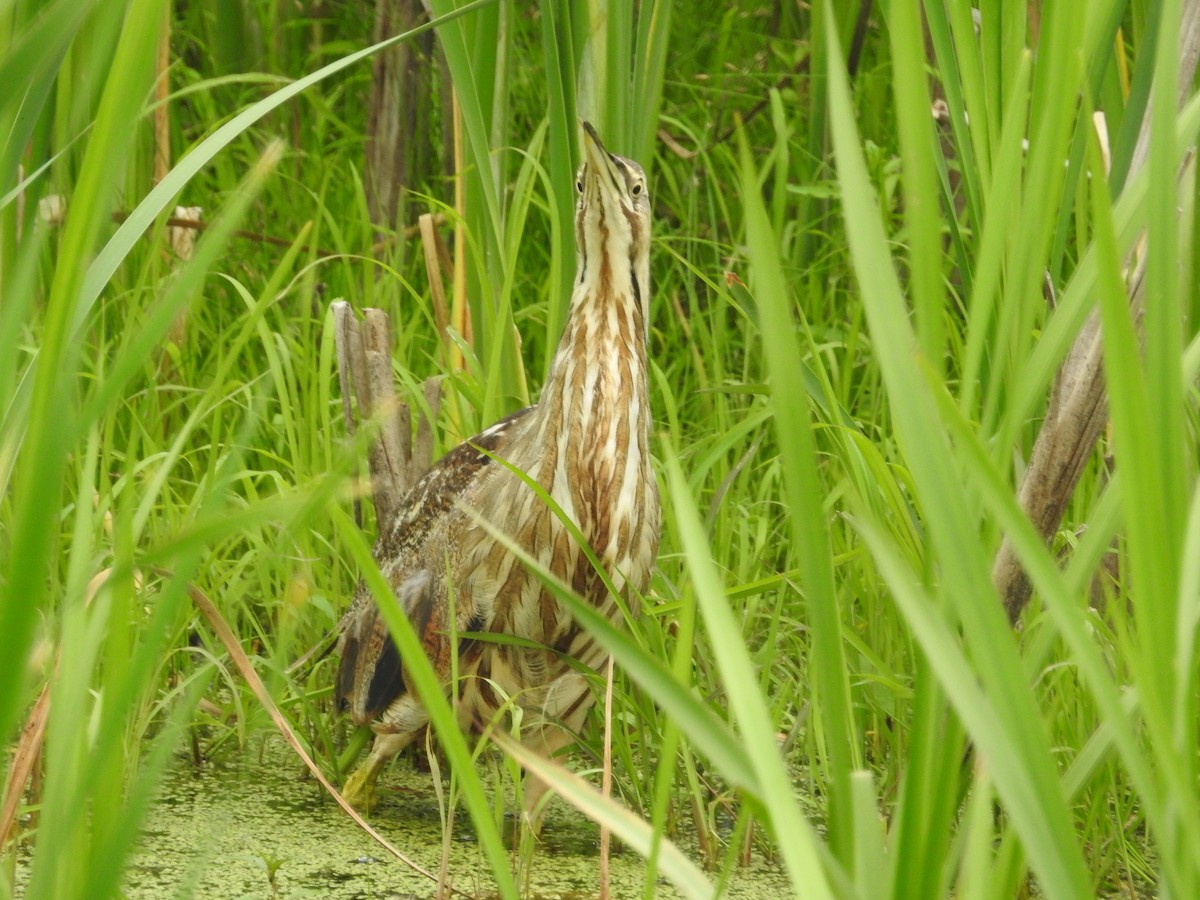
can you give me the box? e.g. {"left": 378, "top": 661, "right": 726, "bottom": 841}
{"left": 336, "top": 122, "right": 660, "bottom": 824}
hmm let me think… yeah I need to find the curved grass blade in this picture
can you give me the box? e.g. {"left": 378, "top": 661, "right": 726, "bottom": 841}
{"left": 76, "top": 0, "right": 499, "bottom": 335}
{"left": 735, "top": 116, "right": 856, "bottom": 866}
{"left": 328, "top": 503, "right": 520, "bottom": 900}
{"left": 823, "top": 13, "right": 1091, "bottom": 896}
{"left": 464, "top": 448, "right": 760, "bottom": 798}
{"left": 664, "top": 450, "right": 839, "bottom": 899}
{"left": 494, "top": 730, "right": 715, "bottom": 900}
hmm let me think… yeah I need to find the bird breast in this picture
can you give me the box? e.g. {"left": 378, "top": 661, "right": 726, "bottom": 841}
{"left": 453, "top": 291, "right": 659, "bottom": 648}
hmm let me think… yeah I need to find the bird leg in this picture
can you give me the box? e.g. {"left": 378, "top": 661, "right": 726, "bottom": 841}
{"left": 518, "top": 724, "right": 579, "bottom": 837}
{"left": 340, "top": 730, "right": 417, "bottom": 811}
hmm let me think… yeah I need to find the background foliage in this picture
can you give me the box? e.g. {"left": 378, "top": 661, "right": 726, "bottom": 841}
{"left": 3, "top": 1, "right": 1199, "bottom": 898}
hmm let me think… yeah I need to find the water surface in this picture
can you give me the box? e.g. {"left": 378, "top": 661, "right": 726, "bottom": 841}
{"left": 118, "top": 739, "right": 792, "bottom": 899}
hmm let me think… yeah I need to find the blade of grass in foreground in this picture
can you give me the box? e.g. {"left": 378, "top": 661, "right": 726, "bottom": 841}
{"left": 328, "top": 504, "right": 519, "bottom": 900}
{"left": 0, "top": 0, "right": 167, "bottom": 756}
{"left": 494, "top": 731, "right": 714, "bottom": 900}
{"left": 1088, "top": 104, "right": 1200, "bottom": 891}
{"left": 735, "top": 120, "right": 857, "bottom": 867}
{"left": 823, "top": 14, "right": 1091, "bottom": 898}
{"left": 463, "top": 463, "right": 760, "bottom": 796}
{"left": 889, "top": 0, "right": 946, "bottom": 374}
{"left": 887, "top": 656, "right": 965, "bottom": 900}
{"left": 1136, "top": 15, "right": 1191, "bottom": 873}
{"left": 664, "top": 450, "right": 838, "bottom": 899}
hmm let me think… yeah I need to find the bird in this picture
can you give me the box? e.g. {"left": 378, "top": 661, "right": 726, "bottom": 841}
{"left": 336, "top": 121, "right": 660, "bottom": 828}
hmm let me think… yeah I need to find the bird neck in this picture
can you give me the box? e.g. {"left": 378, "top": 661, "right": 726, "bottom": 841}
{"left": 500, "top": 230, "right": 655, "bottom": 573}
{"left": 515, "top": 240, "right": 652, "bottom": 540}
{"left": 540, "top": 254, "right": 650, "bottom": 439}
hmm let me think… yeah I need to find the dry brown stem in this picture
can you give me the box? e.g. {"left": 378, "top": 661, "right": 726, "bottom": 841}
{"left": 994, "top": 3, "right": 1200, "bottom": 621}
{"left": 332, "top": 301, "right": 441, "bottom": 535}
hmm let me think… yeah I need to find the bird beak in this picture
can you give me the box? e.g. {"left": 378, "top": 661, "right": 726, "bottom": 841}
{"left": 581, "top": 121, "right": 617, "bottom": 194}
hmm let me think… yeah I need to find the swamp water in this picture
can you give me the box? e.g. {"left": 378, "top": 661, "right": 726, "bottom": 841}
{"left": 27, "top": 739, "right": 792, "bottom": 898}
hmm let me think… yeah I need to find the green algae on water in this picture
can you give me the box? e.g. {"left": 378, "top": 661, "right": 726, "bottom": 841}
{"left": 109, "top": 739, "right": 791, "bottom": 899}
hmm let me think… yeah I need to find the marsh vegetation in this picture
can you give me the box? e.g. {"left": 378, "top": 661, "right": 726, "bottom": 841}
{"left": 3, "top": 1, "right": 1200, "bottom": 898}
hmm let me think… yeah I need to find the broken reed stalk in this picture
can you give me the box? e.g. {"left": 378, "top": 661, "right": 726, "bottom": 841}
{"left": 993, "top": 1, "right": 1200, "bottom": 622}
{"left": 331, "top": 301, "right": 442, "bottom": 535}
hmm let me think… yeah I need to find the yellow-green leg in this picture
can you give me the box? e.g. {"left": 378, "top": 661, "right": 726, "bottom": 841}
{"left": 341, "top": 732, "right": 415, "bottom": 811}
{"left": 519, "top": 725, "right": 575, "bottom": 835}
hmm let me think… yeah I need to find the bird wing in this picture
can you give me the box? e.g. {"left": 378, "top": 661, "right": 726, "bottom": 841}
{"left": 337, "top": 571, "right": 433, "bottom": 723}
{"left": 336, "top": 405, "right": 534, "bottom": 724}
{"left": 374, "top": 405, "right": 534, "bottom": 565}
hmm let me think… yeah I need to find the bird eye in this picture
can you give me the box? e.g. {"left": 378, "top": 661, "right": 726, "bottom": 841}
{"left": 576, "top": 179, "right": 583, "bottom": 193}
{"left": 631, "top": 182, "right": 643, "bottom": 196}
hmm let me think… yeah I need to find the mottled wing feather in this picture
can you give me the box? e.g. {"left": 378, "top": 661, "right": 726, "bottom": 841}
{"left": 360, "top": 571, "right": 433, "bottom": 719}
{"left": 362, "top": 627, "right": 405, "bottom": 718}
{"left": 337, "top": 406, "right": 534, "bottom": 724}
{"left": 375, "top": 406, "right": 533, "bottom": 563}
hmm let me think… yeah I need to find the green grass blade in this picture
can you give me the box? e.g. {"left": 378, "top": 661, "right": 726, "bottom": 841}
{"left": 737, "top": 117, "right": 857, "bottom": 865}
{"left": 538, "top": 0, "right": 579, "bottom": 375}
{"left": 887, "top": 656, "right": 965, "bottom": 900}
{"left": 665, "top": 450, "right": 839, "bottom": 899}
{"left": 1139, "top": 0, "right": 1188, "bottom": 710}
{"left": 329, "top": 503, "right": 520, "bottom": 900}
{"left": 1088, "top": 86, "right": 1199, "bottom": 891}
{"left": 0, "top": 0, "right": 167, "bottom": 751}
{"left": 890, "top": 0, "right": 946, "bottom": 373}
{"left": 496, "top": 731, "right": 715, "bottom": 900}
{"left": 824, "top": 14, "right": 1091, "bottom": 896}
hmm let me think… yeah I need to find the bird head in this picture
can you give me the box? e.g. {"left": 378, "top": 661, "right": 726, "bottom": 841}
{"left": 574, "top": 121, "right": 651, "bottom": 321}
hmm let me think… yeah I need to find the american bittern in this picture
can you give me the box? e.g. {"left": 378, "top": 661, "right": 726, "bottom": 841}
{"left": 336, "top": 122, "right": 660, "bottom": 825}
